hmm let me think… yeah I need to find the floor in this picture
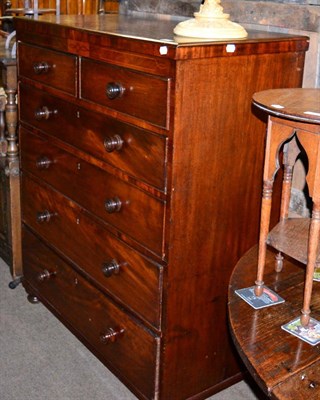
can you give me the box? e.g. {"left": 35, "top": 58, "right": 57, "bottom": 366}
{"left": 0, "top": 258, "right": 266, "bottom": 400}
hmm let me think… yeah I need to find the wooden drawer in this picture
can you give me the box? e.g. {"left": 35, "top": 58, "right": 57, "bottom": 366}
{"left": 18, "top": 43, "right": 77, "bottom": 95}
{"left": 22, "top": 174, "right": 163, "bottom": 328}
{"left": 20, "top": 128, "right": 165, "bottom": 255}
{"left": 22, "top": 228, "right": 160, "bottom": 399}
{"left": 80, "top": 57, "right": 170, "bottom": 128}
{"left": 19, "top": 84, "right": 167, "bottom": 190}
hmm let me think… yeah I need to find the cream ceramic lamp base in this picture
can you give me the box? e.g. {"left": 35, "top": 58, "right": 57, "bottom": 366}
{"left": 174, "top": 0, "right": 247, "bottom": 40}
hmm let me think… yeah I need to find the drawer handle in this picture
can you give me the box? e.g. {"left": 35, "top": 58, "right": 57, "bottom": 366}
{"left": 37, "top": 210, "right": 56, "bottom": 223}
{"left": 33, "top": 61, "right": 51, "bottom": 74}
{"left": 104, "top": 135, "right": 124, "bottom": 152}
{"left": 106, "top": 82, "right": 125, "bottom": 100}
{"left": 105, "top": 197, "right": 122, "bottom": 213}
{"left": 35, "top": 106, "right": 58, "bottom": 120}
{"left": 100, "top": 327, "right": 125, "bottom": 344}
{"left": 36, "top": 156, "right": 53, "bottom": 170}
{"left": 102, "top": 260, "right": 120, "bottom": 277}
{"left": 37, "top": 269, "right": 56, "bottom": 282}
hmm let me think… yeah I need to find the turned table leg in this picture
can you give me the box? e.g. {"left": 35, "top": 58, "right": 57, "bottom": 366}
{"left": 3, "top": 63, "right": 22, "bottom": 279}
{"left": 0, "top": 94, "right": 7, "bottom": 156}
{"left": 255, "top": 179, "right": 273, "bottom": 296}
{"left": 255, "top": 118, "right": 297, "bottom": 296}
{"left": 275, "top": 137, "right": 301, "bottom": 272}
{"left": 301, "top": 206, "right": 320, "bottom": 326}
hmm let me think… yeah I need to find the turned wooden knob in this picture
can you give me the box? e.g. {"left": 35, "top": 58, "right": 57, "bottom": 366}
{"left": 35, "top": 106, "right": 58, "bottom": 120}
{"left": 104, "top": 135, "right": 124, "bottom": 152}
{"left": 100, "top": 327, "right": 125, "bottom": 344}
{"left": 106, "top": 82, "right": 124, "bottom": 100}
{"left": 33, "top": 61, "right": 51, "bottom": 74}
{"left": 36, "top": 156, "right": 53, "bottom": 170}
{"left": 37, "top": 269, "right": 56, "bottom": 282}
{"left": 102, "top": 260, "right": 120, "bottom": 277}
{"left": 104, "top": 197, "right": 122, "bottom": 213}
{"left": 36, "top": 210, "right": 56, "bottom": 223}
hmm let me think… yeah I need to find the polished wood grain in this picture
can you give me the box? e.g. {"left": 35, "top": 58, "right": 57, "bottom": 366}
{"left": 21, "top": 173, "right": 163, "bottom": 329}
{"left": 17, "top": 15, "right": 308, "bottom": 400}
{"left": 20, "top": 129, "right": 165, "bottom": 255}
{"left": 18, "top": 43, "right": 77, "bottom": 95}
{"left": 19, "top": 84, "right": 167, "bottom": 190}
{"left": 22, "top": 228, "right": 159, "bottom": 400}
{"left": 15, "top": 15, "right": 309, "bottom": 60}
{"left": 80, "top": 57, "right": 170, "bottom": 129}
{"left": 229, "top": 245, "right": 320, "bottom": 400}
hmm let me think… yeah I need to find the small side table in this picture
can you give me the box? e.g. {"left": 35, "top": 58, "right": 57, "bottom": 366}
{"left": 254, "top": 89, "right": 320, "bottom": 326}
{"left": 228, "top": 88, "right": 320, "bottom": 399}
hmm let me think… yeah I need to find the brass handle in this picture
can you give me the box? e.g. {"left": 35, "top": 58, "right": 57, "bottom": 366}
{"left": 104, "top": 135, "right": 124, "bottom": 152}
{"left": 35, "top": 106, "right": 58, "bottom": 120}
{"left": 104, "top": 197, "right": 122, "bottom": 213}
{"left": 37, "top": 269, "right": 56, "bottom": 282}
{"left": 100, "top": 327, "right": 125, "bottom": 344}
{"left": 36, "top": 156, "right": 53, "bottom": 170}
{"left": 33, "top": 61, "right": 51, "bottom": 74}
{"left": 37, "top": 210, "right": 56, "bottom": 223}
{"left": 102, "top": 260, "right": 120, "bottom": 277}
{"left": 106, "top": 82, "right": 125, "bottom": 100}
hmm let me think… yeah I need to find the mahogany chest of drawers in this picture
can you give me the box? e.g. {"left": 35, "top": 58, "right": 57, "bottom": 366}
{"left": 15, "top": 14, "right": 308, "bottom": 400}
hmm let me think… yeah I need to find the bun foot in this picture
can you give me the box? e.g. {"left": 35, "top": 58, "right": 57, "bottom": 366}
{"left": 27, "top": 294, "right": 40, "bottom": 304}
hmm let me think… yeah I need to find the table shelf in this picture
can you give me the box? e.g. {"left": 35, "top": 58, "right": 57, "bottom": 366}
{"left": 267, "top": 218, "right": 320, "bottom": 265}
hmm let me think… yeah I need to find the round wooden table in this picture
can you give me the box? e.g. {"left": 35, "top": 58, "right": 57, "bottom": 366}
{"left": 252, "top": 88, "right": 320, "bottom": 124}
{"left": 228, "top": 88, "right": 320, "bottom": 400}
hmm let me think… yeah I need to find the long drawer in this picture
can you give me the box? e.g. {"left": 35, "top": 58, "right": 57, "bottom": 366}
{"left": 19, "top": 84, "right": 167, "bottom": 190}
{"left": 80, "top": 57, "right": 170, "bottom": 128}
{"left": 22, "top": 228, "right": 160, "bottom": 399}
{"left": 22, "top": 174, "right": 163, "bottom": 328}
{"left": 18, "top": 43, "right": 77, "bottom": 95}
{"left": 20, "top": 128, "right": 165, "bottom": 255}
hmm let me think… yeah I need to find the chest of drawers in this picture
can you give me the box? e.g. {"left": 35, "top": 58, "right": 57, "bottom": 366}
{"left": 16, "top": 14, "right": 308, "bottom": 400}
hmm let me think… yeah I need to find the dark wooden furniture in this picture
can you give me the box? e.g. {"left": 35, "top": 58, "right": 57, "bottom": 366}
{"left": 4, "top": 0, "right": 58, "bottom": 16}
{"left": 16, "top": 14, "right": 308, "bottom": 400}
{"left": 2, "top": 0, "right": 119, "bottom": 15}
{"left": 0, "top": 37, "right": 22, "bottom": 280}
{"left": 252, "top": 88, "right": 320, "bottom": 327}
{"left": 229, "top": 246, "right": 320, "bottom": 399}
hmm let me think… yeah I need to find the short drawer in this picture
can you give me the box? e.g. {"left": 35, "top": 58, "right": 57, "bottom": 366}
{"left": 20, "top": 128, "right": 165, "bottom": 256}
{"left": 22, "top": 228, "right": 160, "bottom": 399}
{"left": 18, "top": 43, "right": 77, "bottom": 95}
{"left": 22, "top": 174, "right": 163, "bottom": 328}
{"left": 80, "top": 57, "right": 170, "bottom": 128}
{"left": 19, "top": 84, "right": 167, "bottom": 190}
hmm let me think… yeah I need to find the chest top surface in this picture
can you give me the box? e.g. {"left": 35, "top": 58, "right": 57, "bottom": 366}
{"left": 14, "top": 13, "right": 309, "bottom": 60}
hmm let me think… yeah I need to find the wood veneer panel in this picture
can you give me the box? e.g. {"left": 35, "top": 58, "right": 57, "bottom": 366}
{"left": 160, "top": 50, "right": 306, "bottom": 399}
